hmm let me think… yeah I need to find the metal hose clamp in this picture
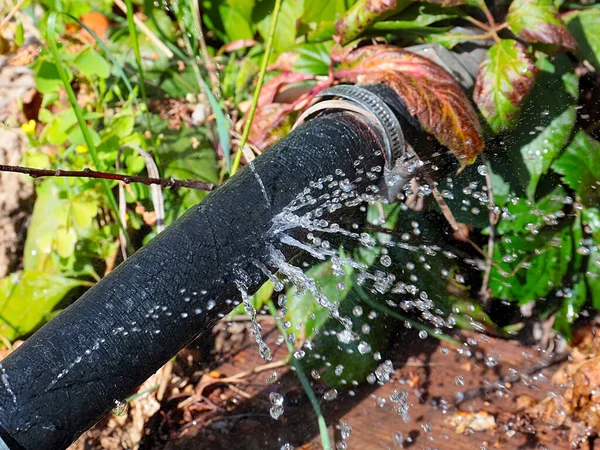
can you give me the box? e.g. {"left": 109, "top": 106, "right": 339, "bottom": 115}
{"left": 294, "top": 84, "right": 413, "bottom": 202}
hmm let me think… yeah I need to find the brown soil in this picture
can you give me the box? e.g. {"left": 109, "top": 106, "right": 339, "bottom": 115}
{"left": 72, "top": 316, "right": 600, "bottom": 450}
{"left": 0, "top": 64, "right": 35, "bottom": 277}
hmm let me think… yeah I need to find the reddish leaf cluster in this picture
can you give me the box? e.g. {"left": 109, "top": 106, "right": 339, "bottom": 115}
{"left": 334, "top": 45, "right": 484, "bottom": 166}
{"left": 507, "top": 0, "right": 578, "bottom": 51}
{"left": 473, "top": 40, "right": 539, "bottom": 133}
{"left": 247, "top": 72, "right": 319, "bottom": 149}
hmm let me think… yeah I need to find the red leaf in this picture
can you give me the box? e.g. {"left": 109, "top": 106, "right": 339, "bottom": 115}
{"left": 473, "top": 39, "right": 539, "bottom": 133}
{"left": 507, "top": 0, "right": 578, "bottom": 51}
{"left": 248, "top": 73, "right": 320, "bottom": 149}
{"left": 335, "top": 45, "right": 484, "bottom": 166}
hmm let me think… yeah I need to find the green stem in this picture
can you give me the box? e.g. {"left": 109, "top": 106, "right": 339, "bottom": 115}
{"left": 123, "top": 0, "right": 148, "bottom": 107}
{"left": 230, "top": 0, "right": 283, "bottom": 176}
{"left": 47, "top": 12, "right": 132, "bottom": 252}
{"left": 267, "top": 301, "right": 331, "bottom": 450}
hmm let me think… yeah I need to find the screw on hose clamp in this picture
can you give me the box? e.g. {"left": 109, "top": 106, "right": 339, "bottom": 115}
{"left": 293, "top": 84, "right": 416, "bottom": 203}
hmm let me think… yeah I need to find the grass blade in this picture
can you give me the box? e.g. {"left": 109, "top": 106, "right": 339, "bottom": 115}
{"left": 267, "top": 300, "right": 331, "bottom": 450}
{"left": 230, "top": 0, "right": 283, "bottom": 175}
{"left": 47, "top": 12, "right": 132, "bottom": 251}
{"left": 123, "top": 0, "right": 148, "bottom": 107}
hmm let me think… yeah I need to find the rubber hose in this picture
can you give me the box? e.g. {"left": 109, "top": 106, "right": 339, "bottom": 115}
{"left": 0, "top": 110, "right": 388, "bottom": 450}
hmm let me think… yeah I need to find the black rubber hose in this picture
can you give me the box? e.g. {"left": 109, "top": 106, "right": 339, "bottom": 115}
{"left": 0, "top": 110, "right": 388, "bottom": 450}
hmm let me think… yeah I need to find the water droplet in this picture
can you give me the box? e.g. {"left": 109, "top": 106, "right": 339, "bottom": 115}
{"left": 267, "top": 372, "right": 278, "bottom": 384}
{"left": 380, "top": 255, "right": 392, "bottom": 267}
{"left": 323, "top": 389, "right": 338, "bottom": 401}
{"left": 358, "top": 341, "right": 372, "bottom": 354}
{"left": 337, "top": 330, "right": 355, "bottom": 344}
{"left": 270, "top": 405, "right": 284, "bottom": 420}
{"left": 477, "top": 165, "right": 488, "bottom": 176}
{"left": 269, "top": 392, "right": 284, "bottom": 406}
{"left": 111, "top": 400, "right": 128, "bottom": 417}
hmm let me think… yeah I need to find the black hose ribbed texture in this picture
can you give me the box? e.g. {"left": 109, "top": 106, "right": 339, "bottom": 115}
{"left": 0, "top": 111, "right": 386, "bottom": 450}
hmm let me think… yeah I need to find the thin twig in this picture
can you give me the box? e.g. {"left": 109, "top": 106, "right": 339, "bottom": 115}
{"left": 426, "top": 175, "right": 505, "bottom": 274}
{"left": 0, "top": 164, "right": 214, "bottom": 190}
{"left": 464, "top": 15, "right": 491, "bottom": 32}
{"left": 230, "top": 0, "right": 283, "bottom": 175}
{"left": 0, "top": 0, "right": 26, "bottom": 29}
{"left": 192, "top": 2, "right": 220, "bottom": 95}
{"left": 113, "top": 0, "right": 174, "bottom": 58}
{"left": 478, "top": 1, "right": 500, "bottom": 41}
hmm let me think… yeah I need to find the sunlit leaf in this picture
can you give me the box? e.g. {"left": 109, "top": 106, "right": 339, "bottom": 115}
{"left": 73, "top": 47, "right": 111, "bottom": 79}
{"left": 302, "top": 0, "right": 346, "bottom": 23}
{"left": 487, "top": 55, "right": 576, "bottom": 198}
{"left": 0, "top": 271, "right": 86, "bottom": 341}
{"left": 420, "top": 28, "right": 482, "bottom": 49}
{"left": 248, "top": 72, "right": 315, "bottom": 149}
{"left": 566, "top": 9, "right": 600, "bottom": 71}
{"left": 553, "top": 131, "right": 600, "bottom": 207}
{"left": 335, "top": 0, "right": 411, "bottom": 45}
{"left": 336, "top": 45, "right": 484, "bottom": 167}
{"left": 521, "top": 107, "right": 576, "bottom": 200}
{"left": 490, "top": 226, "right": 573, "bottom": 304}
{"left": 507, "top": 0, "right": 578, "bottom": 51}
{"left": 256, "top": 0, "right": 301, "bottom": 57}
{"left": 584, "top": 208, "right": 600, "bottom": 309}
{"left": 473, "top": 39, "right": 538, "bottom": 133}
{"left": 286, "top": 261, "right": 353, "bottom": 340}
{"left": 496, "top": 185, "right": 567, "bottom": 235}
{"left": 55, "top": 227, "right": 78, "bottom": 259}
{"left": 34, "top": 59, "right": 73, "bottom": 94}
{"left": 554, "top": 276, "right": 587, "bottom": 340}
{"left": 71, "top": 198, "right": 99, "bottom": 229}
{"left": 372, "top": 3, "right": 463, "bottom": 32}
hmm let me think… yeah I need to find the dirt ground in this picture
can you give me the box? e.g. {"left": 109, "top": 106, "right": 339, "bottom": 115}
{"left": 0, "top": 63, "right": 35, "bottom": 277}
{"left": 69, "top": 316, "right": 600, "bottom": 450}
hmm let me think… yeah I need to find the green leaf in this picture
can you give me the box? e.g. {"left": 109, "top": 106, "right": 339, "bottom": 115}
{"left": 55, "top": 227, "right": 78, "bottom": 259}
{"left": 229, "top": 280, "right": 275, "bottom": 317}
{"left": 583, "top": 208, "right": 600, "bottom": 309}
{"left": 302, "top": 0, "right": 346, "bottom": 24}
{"left": 521, "top": 106, "right": 576, "bottom": 200}
{"left": 23, "top": 180, "right": 67, "bottom": 272}
{"left": 567, "top": 9, "right": 600, "bottom": 71}
{"left": 286, "top": 260, "right": 353, "bottom": 340}
{"left": 71, "top": 197, "right": 99, "bottom": 229}
{"left": 554, "top": 276, "right": 587, "bottom": 340}
{"left": 420, "top": 28, "right": 480, "bottom": 49}
{"left": 220, "top": 0, "right": 255, "bottom": 41}
{"left": 256, "top": 0, "right": 300, "bottom": 57}
{"left": 473, "top": 39, "right": 538, "bottom": 133}
{"left": 335, "top": 0, "right": 411, "bottom": 44}
{"left": 292, "top": 41, "right": 333, "bottom": 76}
{"left": 0, "top": 271, "right": 86, "bottom": 341}
{"left": 34, "top": 59, "right": 73, "bottom": 94}
{"left": 372, "top": 3, "right": 463, "bottom": 31}
{"left": 490, "top": 226, "right": 573, "bottom": 304}
{"left": 507, "top": 0, "right": 577, "bottom": 51}
{"left": 112, "top": 114, "right": 135, "bottom": 138}
{"left": 73, "top": 47, "right": 111, "bottom": 79}
{"left": 497, "top": 185, "right": 567, "bottom": 235}
{"left": 553, "top": 131, "right": 600, "bottom": 206}
{"left": 487, "top": 55, "right": 577, "bottom": 198}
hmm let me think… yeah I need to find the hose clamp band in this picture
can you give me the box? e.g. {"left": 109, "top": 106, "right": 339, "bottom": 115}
{"left": 293, "top": 84, "right": 411, "bottom": 202}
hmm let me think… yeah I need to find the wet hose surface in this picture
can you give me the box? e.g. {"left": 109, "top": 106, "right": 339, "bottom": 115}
{"left": 0, "top": 111, "right": 389, "bottom": 450}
